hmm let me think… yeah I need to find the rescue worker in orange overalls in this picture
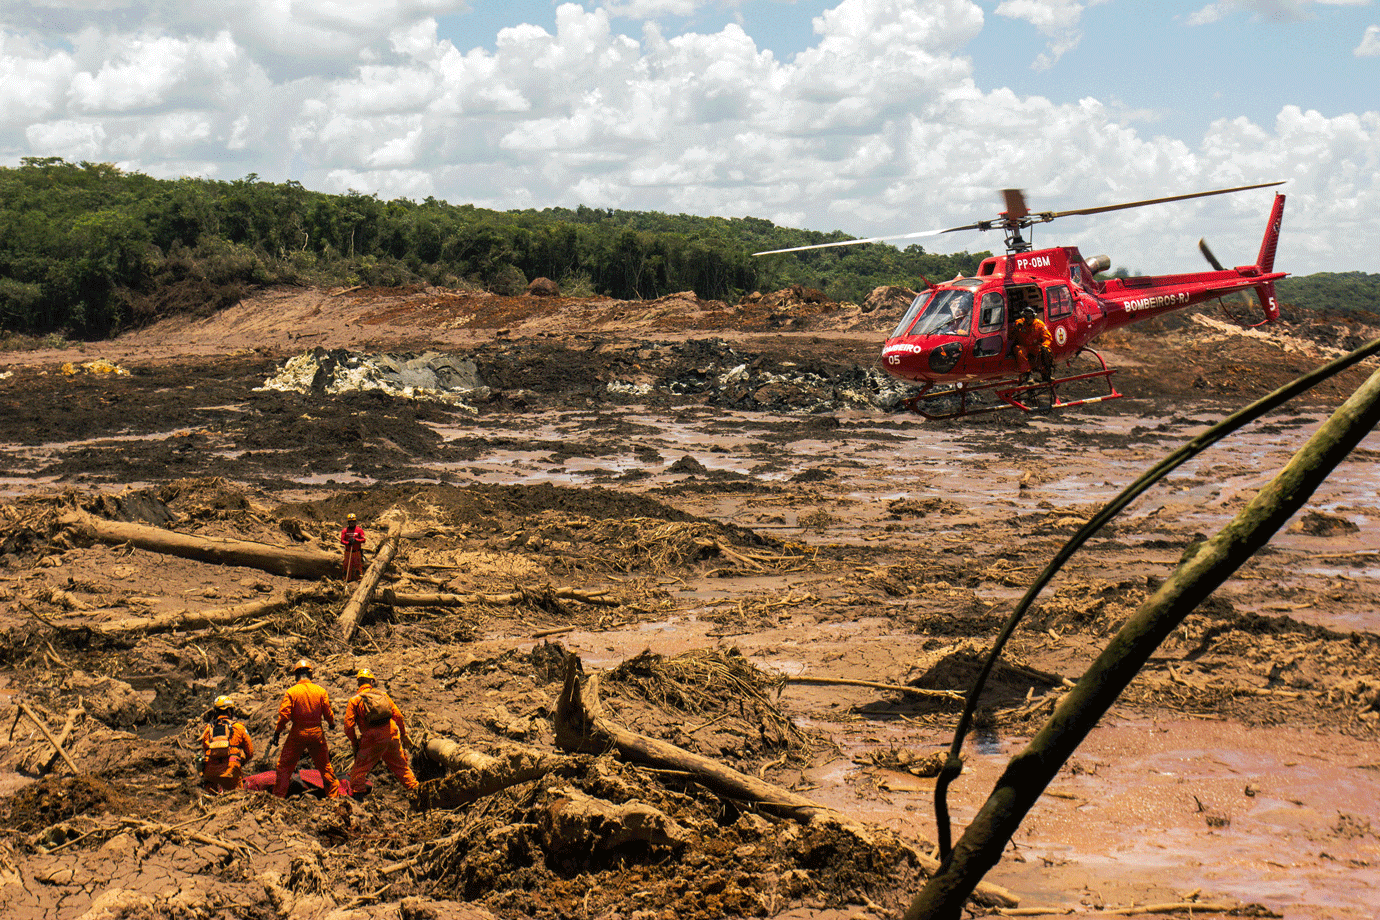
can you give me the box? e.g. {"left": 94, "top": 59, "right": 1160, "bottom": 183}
{"left": 199, "top": 695, "right": 253, "bottom": 793}
{"left": 270, "top": 658, "right": 341, "bottom": 798}
{"left": 341, "top": 513, "right": 366, "bottom": 582}
{"left": 1013, "top": 305, "right": 1054, "bottom": 383}
{"left": 344, "top": 668, "right": 419, "bottom": 797}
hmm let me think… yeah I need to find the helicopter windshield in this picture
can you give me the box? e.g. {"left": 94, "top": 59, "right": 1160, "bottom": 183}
{"left": 891, "top": 290, "right": 934, "bottom": 338}
{"left": 909, "top": 289, "right": 974, "bottom": 337}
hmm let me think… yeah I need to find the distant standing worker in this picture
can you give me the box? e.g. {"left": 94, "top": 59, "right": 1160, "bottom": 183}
{"left": 1013, "top": 305, "right": 1054, "bottom": 383}
{"left": 271, "top": 658, "right": 341, "bottom": 798}
{"left": 200, "top": 695, "right": 253, "bottom": 793}
{"left": 341, "top": 513, "right": 366, "bottom": 582}
{"left": 345, "top": 668, "right": 419, "bottom": 797}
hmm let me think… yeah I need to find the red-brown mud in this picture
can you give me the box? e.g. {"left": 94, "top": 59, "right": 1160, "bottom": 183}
{"left": 1, "top": 286, "right": 1378, "bottom": 919}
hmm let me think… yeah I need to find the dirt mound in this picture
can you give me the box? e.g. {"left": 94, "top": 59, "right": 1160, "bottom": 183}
{"left": 1291, "top": 509, "right": 1360, "bottom": 536}
{"left": 421, "top": 756, "right": 924, "bottom": 920}
{"left": 3, "top": 775, "right": 131, "bottom": 833}
{"left": 863, "top": 285, "right": 917, "bottom": 314}
{"left": 605, "top": 648, "right": 814, "bottom": 764}
{"left": 907, "top": 648, "right": 1067, "bottom": 711}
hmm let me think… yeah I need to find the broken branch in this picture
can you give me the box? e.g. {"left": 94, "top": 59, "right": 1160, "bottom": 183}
{"left": 378, "top": 586, "right": 617, "bottom": 608}
{"left": 18, "top": 703, "right": 81, "bottom": 776}
{"left": 783, "top": 676, "right": 964, "bottom": 700}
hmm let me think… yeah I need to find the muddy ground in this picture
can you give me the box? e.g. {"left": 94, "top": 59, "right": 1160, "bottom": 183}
{"left": 1, "top": 284, "right": 1379, "bottom": 920}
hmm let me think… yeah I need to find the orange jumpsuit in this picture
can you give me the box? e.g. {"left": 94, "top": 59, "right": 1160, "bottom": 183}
{"left": 1014, "top": 316, "right": 1054, "bottom": 381}
{"left": 345, "top": 686, "right": 419, "bottom": 793}
{"left": 200, "top": 718, "right": 253, "bottom": 793}
{"left": 273, "top": 678, "right": 341, "bottom": 797}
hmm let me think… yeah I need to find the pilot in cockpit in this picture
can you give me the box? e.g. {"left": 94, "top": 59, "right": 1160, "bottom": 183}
{"left": 937, "top": 300, "right": 971, "bottom": 335}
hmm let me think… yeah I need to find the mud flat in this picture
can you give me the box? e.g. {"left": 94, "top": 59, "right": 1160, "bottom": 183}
{"left": 1, "top": 286, "right": 1378, "bottom": 919}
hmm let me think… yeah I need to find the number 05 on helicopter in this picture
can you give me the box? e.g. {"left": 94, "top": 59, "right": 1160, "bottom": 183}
{"left": 754, "top": 182, "right": 1287, "bottom": 419}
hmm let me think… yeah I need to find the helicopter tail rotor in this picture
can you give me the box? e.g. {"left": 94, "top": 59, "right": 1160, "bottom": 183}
{"left": 1199, "top": 237, "right": 1275, "bottom": 327}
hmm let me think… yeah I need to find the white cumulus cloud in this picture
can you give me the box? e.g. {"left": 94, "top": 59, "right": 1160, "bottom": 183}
{"left": 994, "top": 0, "right": 1107, "bottom": 69}
{"left": 0, "top": 0, "right": 1377, "bottom": 272}
{"left": 1356, "top": 23, "right": 1380, "bottom": 55}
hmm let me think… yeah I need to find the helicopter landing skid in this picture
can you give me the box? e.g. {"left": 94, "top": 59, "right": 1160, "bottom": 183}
{"left": 902, "top": 351, "right": 1122, "bottom": 420}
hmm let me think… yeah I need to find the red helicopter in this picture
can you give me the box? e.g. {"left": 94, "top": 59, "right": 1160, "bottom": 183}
{"left": 755, "top": 182, "right": 1287, "bottom": 419}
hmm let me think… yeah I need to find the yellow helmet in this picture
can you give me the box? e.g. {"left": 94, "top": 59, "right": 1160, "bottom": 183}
{"left": 356, "top": 668, "right": 375, "bottom": 683}
{"left": 293, "top": 658, "right": 313, "bottom": 675}
{"left": 346, "top": 513, "right": 357, "bottom": 522}
{"left": 213, "top": 695, "right": 233, "bottom": 711}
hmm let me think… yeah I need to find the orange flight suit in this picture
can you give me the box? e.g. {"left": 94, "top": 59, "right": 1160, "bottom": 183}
{"left": 200, "top": 717, "right": 253, "bottom": 793}
{"left": 345, "top": 685, "right": 419, "bottom": 793}
{"left": 273, "top": 677, "right": 341, "bottom": 798}
{"left": 1014, "top": 315, "right": 1054, "bottom": 381}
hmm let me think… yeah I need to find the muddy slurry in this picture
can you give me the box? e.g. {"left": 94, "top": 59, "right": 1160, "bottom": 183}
{"left": 1, "top": 286, "right": 1379, "bottom": 919}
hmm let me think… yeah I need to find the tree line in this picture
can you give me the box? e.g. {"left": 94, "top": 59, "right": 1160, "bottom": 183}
{"left": 0, "top": 159, "right": 984, "bottom": 339}
{"left": 0, "top": 158, "right": 1372, "bottom": 340}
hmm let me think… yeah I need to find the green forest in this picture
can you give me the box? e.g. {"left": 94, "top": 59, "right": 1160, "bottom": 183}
{"left": 0, "top": 158, "right": 982, "bottom": 339}
{"left": 0, "top": 158, "right": 1375, "bottom": 340}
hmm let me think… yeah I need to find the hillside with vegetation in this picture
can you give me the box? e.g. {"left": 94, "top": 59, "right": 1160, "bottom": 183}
{"left": 1, "top": 158, "right": 1374, "bottom": 341}
{"left": 0, "top": 159, "right": 982, "bottom": 339}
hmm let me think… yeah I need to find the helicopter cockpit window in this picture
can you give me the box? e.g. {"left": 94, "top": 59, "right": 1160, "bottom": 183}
{"left": 910, "top": 289, "right": 974, "bottom": 337}
{"left": 1046, "top": 284, "right": 1073, "bottom": 319}
{"left": 977, "top": 291, "right": 1005, "bottom": 333}
{"left": 890, "top": 290, "right": 934, "bottom": 338}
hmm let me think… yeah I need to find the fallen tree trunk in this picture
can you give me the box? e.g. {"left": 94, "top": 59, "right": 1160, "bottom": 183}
{"left": 552, "top": 653, "right": 1016, "bottom": 908}
{"left": 415, "top": 739, "right": 566, "bottom": 810}
{"left": 339, "top": 521, "right": 402, "bottom": 642}
{"left": 378, "top": 586, "right": 617, "bottom": 608}
{"left": 74, "top": 590, "right": 313, "bottom": 636}
{"left": 59, "top": 512, "right": 339, "bottom": 579}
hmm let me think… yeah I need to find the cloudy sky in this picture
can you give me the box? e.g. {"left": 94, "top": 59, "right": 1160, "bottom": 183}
{"left": 2, "top": 0, "right": 1377, "bottom": 275}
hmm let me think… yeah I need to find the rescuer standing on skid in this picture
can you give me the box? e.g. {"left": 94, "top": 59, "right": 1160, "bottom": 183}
{"left": 341, "top": 513, "right": 366, "bottom": 582}
{"left": 1014, "top": 305, "right": 1054, "bottom": 383}
{"left": 344, "top": 668, "right": 420, "bottom": 797}
{"left": 199, "top": 695, "right": 253, "bottom": 793}
{"left": 271, "top": 658, "right": 341, "bottom": 798}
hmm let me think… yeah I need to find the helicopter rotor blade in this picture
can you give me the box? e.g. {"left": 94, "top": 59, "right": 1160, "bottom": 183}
{"left": 1198, "top": 238, "right": 1227, "bottom": 271}
{"left": 752, "top": 180, "right": 1285, "bottom": 257}
{"left": 1040, "top": 181, "right": 1285, "bottom": 223}
{"left": 752, "top": 228, "right": 948, "bottom": 256}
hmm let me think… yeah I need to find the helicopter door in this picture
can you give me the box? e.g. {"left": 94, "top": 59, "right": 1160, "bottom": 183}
{"left": 969, "top": 290, "right": 1007, "bottom": 372}
{"left": 1045, "top": 284, "right": 1074, "bottom": 351}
